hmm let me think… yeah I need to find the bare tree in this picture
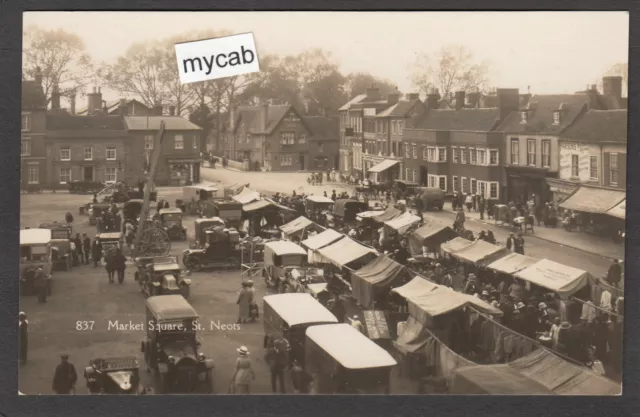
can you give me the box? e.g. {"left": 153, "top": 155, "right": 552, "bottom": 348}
{"left": 411, "top": 45, "right": 490, "bottom": 100}
{"left": 22, "top": 25, "right": 97, "bottom": 106}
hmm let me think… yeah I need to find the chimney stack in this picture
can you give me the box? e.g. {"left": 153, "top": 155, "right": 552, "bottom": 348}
{"left": 261, "top": 103, "right": 269, "bottom": 130}
{"left": 34, "top": 67, "right": 43, "bottom": 86}
{"left": 497, "top": 88, "right": 520, "bottom": 121}
{"left": 87, "top": 86, "right": 103, "bottom": 115}
{"left": 169, "top": 106, "right": 176, "bottom": 116}
{"left": 387, "top": 88, "right": 401, "bottom": 105}
{"left": 102, "top": 100, "right": 108, "bottom": 114}
{"left": 365, "top": 84, "right": 380, "bottom": 101}
{"left": 119, "top": 98, "right": 127, "bottom": 116}
{"left": 454, "top": 91, "right": 465, "bottom": 110}
{"left": 153, "top": 103, "right": 163, "bottom": 116}
{"left": 466, "top": 92, "right": 481, "bottom": 108}
{"left": 426, "top": 88, "right": 440, "bottom": 109}
{"left": 406, "top": 93, "right": 420, "bottom": 101}
{"left": 69, "top": 91, "right": 76, "bottom": 115}
{"left": 51, "top": 85, "right": 61, "bottom": 110}
{"left": 602, "top": 76, "right": 622, "bottom": 100}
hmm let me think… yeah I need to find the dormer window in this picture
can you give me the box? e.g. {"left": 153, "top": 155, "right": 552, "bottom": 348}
{"left": 553, "top": 111, "right": 561, "bottom": 125}
{"left": 520, "top": 111, "right": 528, "bottom": 124}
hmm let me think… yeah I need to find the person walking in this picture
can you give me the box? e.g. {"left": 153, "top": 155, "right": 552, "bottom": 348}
{"left": 237, "top": 282, "right": 254, "bottom": 324}
{"left": 114, "top": 248, "right": 127, "bottom": 284}
{"left": 514, "top": 232, "right": 525, "bottom": 255}
{"left": 91, "top": 238, "right": 102, "bottom": 268}
{"left": 266, "top": 337, "right": 289, "bottom": 393}
{"left": 52, "top": 354, "right": 77, "bottom": 394}
{"left": 82, "top": 233, "right": 91, "bottom": 265}
{"left": 473, "top": 194, "right": 478, "bottom": 212}
{"left": 35, "top": 265, "right": 47, "bottom": 303}
{"left": 606, "top": 259, "right": 622, "bottom": 288}
{"left": 105, "top": 250, "right": 116, "bottom": 284}
{"left": 74, "top": 234, "right": 84, "bottom": 264}
{"left": 465, "top": 194, "right": 473, "bottom": 212}
{"left": 230, "top": 346, "right": 255, "bottom": 393}
{"left": 455, "top": 207, "right": 466, "bottom": 227}
{"left": 478, "top": 195, "right": 486, "bottom": 220}
{"left": 506, "top": 233, "right": 515, "bottom": 252}
{"left": 19, "top": 312, "right": 28, "bottom": 365}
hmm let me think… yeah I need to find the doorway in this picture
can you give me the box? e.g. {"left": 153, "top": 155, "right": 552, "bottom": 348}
{"left": 299, "top": 154, "right": 305, "bottom": 170}
{"left": 84, "top": 166, "right": 94, "bottom": 181}
{"left": 419, "top": 166, "right": 428, "bottom": 186}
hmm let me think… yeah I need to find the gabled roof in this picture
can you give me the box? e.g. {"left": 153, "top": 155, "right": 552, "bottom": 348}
{"left": 77, "top": 98, "right": 150, "bottom": 115}
{"left": 561, "top": 109, "right": 628, "bottom": 144}
{"left": 496, "top": 94, "right": 588, "bottom": 135}
{"left": 376, "top": 100, "right": 421, "bottom": 118}
{"left": 234, "top": 104, "right": 309, "bottom": 135}
{"left": 303, "top": 116, "right": 339, "bottom": 140}
{"left": 22, "top": 81, "right": 47, "bottom": 110}
{"left": 338, "top": 94, "right": 367, "bottom": 111}
{"left": 47, "top": 114, "right": 126, "bottom": 131}
{"left": 411, "top": 108, "right": 501, "bottom": 132}
{"left": 124, "top": 116, "right": 201, "bottom": 131}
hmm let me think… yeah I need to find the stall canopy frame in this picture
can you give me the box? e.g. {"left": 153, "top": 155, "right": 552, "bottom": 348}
{"left": 301, "top": 229, "right": 343, "bottom": 251}
{"left": 514, "top": 258, "right": 593, "bottom": 298}
{"left": 384, "top": 212, "right": 421, "bottom": 234}
{"left": 487, "top": 252, "right": 539, "bottom": 275}
{"left": 317, "top": 236, "right": 378, "bottom": 268}
{"left": 279, "top": 216, "right": 316, "bottom": 236}
{"left": 447, "top": 240, "right": 509, "bottom": 265}
{"left": 351, "top": 255, "right": 410, "bottom": 308}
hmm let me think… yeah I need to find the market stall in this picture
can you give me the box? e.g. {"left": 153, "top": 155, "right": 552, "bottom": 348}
{"left": 486, "top": 252, "right": 539, "bottom": 275}
{"left": 301, "top": 229, "right": 344, "bottom": 264}
{"left": 232, "top": 188, "right": 261, "bottom": 205}
{"left": 351, "top": 255, "right": 411, "bottom": 309}
{"left": 356, "top": 210, "right": 385, "bottom": 221}
{"left": 514, "top": 258, "right": 594, "bottom": 299}
{"left": 279, "top": 216, "right": 321, "bottom": 241}
{"left": 447, "top": 240, "right": 509, "bottom": 267}
{"left": 409, "top": 223, "right": 458, "bottom": 255}
{"left": 440, "top": 237, "right": 474, "bottom": 255}
{"left": 384, "top": 212, "right": 421, "bottom": 235}
{"left": 317, "top": 236, "right": 378, "bottom": 269}
{"left": 372, "top": 207, "right": 402, "bottom": 224}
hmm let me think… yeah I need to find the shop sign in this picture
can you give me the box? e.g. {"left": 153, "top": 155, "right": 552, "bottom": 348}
{"left": 362, "top": 310, "right": 391, "bottom": 340}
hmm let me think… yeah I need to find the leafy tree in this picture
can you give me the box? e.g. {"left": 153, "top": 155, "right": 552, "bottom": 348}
{"left": 189, "top": 103, "right": 215, "bottom": 150}
{"left": 411, "top": 44, "right": 489, "bottom": 100}
{"left": 343, "top": 72, "right": 399, "bottom": 99}
{"left": 22, "top": 25, "right": 97, "bottom": 106}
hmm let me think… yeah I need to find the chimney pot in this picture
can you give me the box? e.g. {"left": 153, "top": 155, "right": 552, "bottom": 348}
{"left": 51, "top": 85, "right": 61, "bottom": 110}
{"left": 69, "top": 93, "right": 76, "bottom": 115}
{"left": 169, "top": 105, "right": 176, "bottom": 116}
{"left": 454, "top": 91, "right": 465, "bottom": 110}
{"left": 602, "top": 76, "right": 622, "bottom": 101}
{"left": 497, "top": 88, "right": 520, "bottom": 121}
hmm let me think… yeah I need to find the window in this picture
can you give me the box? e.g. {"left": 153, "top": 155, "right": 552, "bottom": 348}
{"left": 405, "top": 168, "right": 410, "bottom": 181}
{"left": 452, "top": 176, "right": 459, "bottom": 192}
{"left": 520, "top": 111, "right": 528, "bottom": 124}
{"left": 437, "top": 147, "right": 446, "bottom": 162}
{"left": 469, "top": 147, "right": 476, "bottom": 165}
{"left": 589, "top": 156, "right": 598, "bottom": 180}
{"left": 413, "top": 169, "right": 417, "bottom": 183}
{"left": 479, "top": 181, "right": 487, "bottom": 198}
{"left": 477, "top": 149, "right": 486, "bottom": 166}
{"left": 489, "top": 149, "right": 498, "bottom": 165}
{"left": 438, "top": 176, "right": 447, "bottom": 192}
{"left": 27, "top": 165, "right": 39, "bottom": 184}
{"left": 21, "top": 140, "right": 31, "bottom": 157}
{"left": 422, "top": 147, "right": 428, "bottom": 160}
{"left": 60, "top": 147, "right": 71, "bottom": 161}
{"left": 105, "top": 167, "right": 117, "bottom": 183}
{"left": 461, "top": 177, "right": 468, "bottom": 193}
{"left": 542, "top": 140, "right": 551, "bottom": 168}
{"left": 392, "top": 121, "right": 397, "bottom": 134}
{"left": 571, "top": 154, "right": 579, "bottom": 177}
{"left": 106, "top": 147, "right": 117, "bottom": 160}
{"left": 193, "top": 136, "right": 199, "bottom": 149}
{"left": 246, "top": 133, "right": 252, "bottom": 143}
{"left": 428, "top": 174, "right": 437, "bottom": 188}
{"left": 174, "top": 134, "right": 184, "bottom": 149}
{"left": 144, "top": 135, "right": 154, "bottom": 150}
{"left": 317, "top": 142, "right": 324, "bottom": 152}
{"left": 281, "top": 154, "right": 293, "bottom": 166}
{"left": 610, "top": 153, "right": 618, "bottom": 185}
{"left": 412, "top": 144, "right": 417, "bottom": 159}
{"left": 398, "top": 120, "right": 404, "bottom": 134}
{"left": 299, "top": 133, "right": 307, "bottom": 144}
{"left": 510, "top": 139, "right": 519, "bottom": 165}
{"left": 470, "top": 178, "right": 477, "bottom": 195}
{"left": 527, "top": 139, "right": 536, "bottom": 166}
{"left": 489, "top": 182, "right": 499, "bottom": 199}
{"left": 427, "top": 147, "right": 436, "bottom": 162}
{"left": 281, "top": 133, "right": 295, "bottom": 145}
{"left": 84, "top": 146, "right": 93, "bottom": 161}
{"left": 460, "top": 147, "right": 467, "bottom": 164}
{"left": 21, "top": 114, "right": 30, "bottom": 131}
{"left": 59, "top": 167, "right": 71, "bottom": 184}
{"left": 452, "top": 147, "right": 459, "bottom": 163}
{"left": 553, "top": 111, "right": 560, "bottom": 125}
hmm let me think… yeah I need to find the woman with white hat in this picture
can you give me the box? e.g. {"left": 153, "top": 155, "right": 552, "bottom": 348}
{"left": 230, "top": 346, "right": 255, "bottom": 394}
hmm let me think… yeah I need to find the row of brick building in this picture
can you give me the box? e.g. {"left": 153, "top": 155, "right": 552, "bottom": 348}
{"left": 339, "top": 78, "right": 627, "bottom": 211}
{"left": 21, "top": 73, "right": 203, "bottom": 189}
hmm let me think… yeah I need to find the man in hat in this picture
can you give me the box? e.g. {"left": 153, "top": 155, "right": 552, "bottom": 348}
{"left": 265, "top": 336, "right": 289, "bottom": 393}
{"left": 52, "top": 354, "right": 77, "bottom": 394}
{"left": 463, "top": 274, "right": 478, "bottom": 295}
{"left": 82, "top": 233, "right": 91, "bottom": 265}
{"left": 514, "top": 232, "right": 525, "bottom": 255}
{"left": 506, "top": 233, "right": 515, "bottom": 252}
{"left": 74, "top": 233, "right": 84, "bottom": 264}
{"left": 34, "top": 265, "right": 48, "bottom": 303}
{"left": 606, "top": 259, "right": 622, "bottom": 288}
{"left": 19, "top": 312, "right": 28, "bottom": 365}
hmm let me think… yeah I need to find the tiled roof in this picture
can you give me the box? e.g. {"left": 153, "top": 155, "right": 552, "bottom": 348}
{"left": 234, "top": 104, "right": 296, "bottom": 135}
{"left": 124, "top": 116, "right": 202, "bottom": 131}
{"left": 338, "top": 94, "right": 367, "bottom": 111}
{"left": 412, "top": 108, "right": 501, "bottom": 132}
{"left": 561, "top": 109, "right": 627, "bottom": 144}
{"left": 47, "top": 114, "right": 126, "bottom": 131}
{"left": 496, "top": 94, "right": 588, "bottom": 134}
{"left": 22, "top": 81, "right": 47, "bottom": 110}
{"left": 376, "top": 100, "right": 420, "bottom": 118}
{"left": 303, "top": 116, "right": 339, "bottom": 140}
{"left": 77, "top": 98, "right": 151, "bottom": 115}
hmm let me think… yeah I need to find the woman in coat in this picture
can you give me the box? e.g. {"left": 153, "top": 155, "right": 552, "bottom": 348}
{"left": 105, "top": 250, "right": 116, "bottom": 284}
{"left": 237, "top": 282, "right": 254, "bottom": 324}
{"left": 114, "top": 248, "right": 127, "bottom": 284}
{"left": 91, "top": 239, "right": 102, "bottom": 268}
{"left": 231, "top": 346, "right": 255, "bottom": 393}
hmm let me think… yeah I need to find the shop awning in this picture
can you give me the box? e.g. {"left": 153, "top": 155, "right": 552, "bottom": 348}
{"left": 441, "top": 237, "right": 474, "bottom": 254}
{"left": 391, "top": 276, "right": 439, "bottom": 299}
{"left": 452, "top": 365, "right": 555, "bottom": 395}
{"left": 384, "top": 212, "right": 421, "bottom": 234}
{"left": 233, "top": 188, "right": 261, "bottom": 204}
{"left": 279, "top": 216, "right": 315, "bottom": 236}
{"left": 393, "top": 316, "right": 431, "bottom": 355}
{"left": 357, "top": 210, "right": 385, "bottom": 220}
{"left": 606, "top": 199, "right": 626, "bottom": 220}
{"left": 242, "top": 199, "right": 273, "bottom": 212}
{"left": 449, "top": 240, "right": 509, "bottom": 265}
{"left": 514, "top": 258, "right": 593, "bottom": 298}
{"left": 367, "top": 159, "right": 400, "bottom": 173}
{"left": 407, "top": 286, "right": 503, "bottom": 323}
{"left": 509, "top": 350, "right": 621, "bottom": 395}
{"left": 306, "top": 195, "right": 334, "bottom": 204}
{"left": 372, "top": 207, "right": 402, "bottom": 223}
{"left": 412, "top": 223, "right": 457, "bottom": 245}
{"left": 301, "top": 229, "right": 343, "bottom": 251}
{"left": 317, "top": 236, "right": 378, "bottom": 268}
{"left": 487, "top": 253, "right": 539, "bottom": 275}
{"left": 559, "top": 186, "right": 625, "bottom": 214}
{"left": 352, "top": 256, "right": 410, "bottom": 308}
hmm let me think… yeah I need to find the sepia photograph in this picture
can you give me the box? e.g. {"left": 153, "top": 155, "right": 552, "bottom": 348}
{"left": 18, "top": 11, "right": 627, "bottom": 395}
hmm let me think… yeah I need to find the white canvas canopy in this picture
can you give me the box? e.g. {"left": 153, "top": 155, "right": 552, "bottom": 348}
{"left": 264, "top": 240, "right": 307, "bottom": 256}
{"left": 306, "top": 195, "right": 334, "bottom": 204}
{"left": 441, "top": 237, "right": 474, "bottom": 254}
{"left": 357, "top": 210, "right": 385, "bottom": 220}
{"left": 301, "top": 229, "right": 344, "bottom": 264}
{"left": 279, "top": 216, "right": 315, "bottom": 236}
{"left": 487, "top": 253, "right": 539, "bottom": 275}
{"left": 317, "top": 236, "right": 378, "bottom": 268}
{"left": 384, "top": 212, "right": 420, "bottom": 234}
{"left": 514, "top": 258, "right": 593, "bottom": 298}
{"left": 367, "top": 159, "right": 400, "bottom": 174}
{"left": 606, "top": 199, "right": 626, "bottom": 220}
{"left": 264, "top": 293, "right": 337, "bottom": 327}
{"left": 449, "top": 240, "right": 508, "bottom": 265}
{"left": 232, "top": 188, "right": 261, "bottom": 204}
{"left": 391, "top": 276, "right": 439, "bottom": 299}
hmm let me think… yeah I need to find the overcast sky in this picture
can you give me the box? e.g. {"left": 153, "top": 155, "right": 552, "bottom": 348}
{"left": 24, "top": 11, "right": 628, "bottom": 105}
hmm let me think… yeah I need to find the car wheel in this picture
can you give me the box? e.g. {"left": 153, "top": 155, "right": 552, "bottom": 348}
{"left": 185, "top": 257, "right": 202, "bottom": 272}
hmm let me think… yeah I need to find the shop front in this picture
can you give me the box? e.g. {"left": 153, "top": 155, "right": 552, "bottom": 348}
{"left": 366, "top": 158, "right": 400, "bottom": 184}
{"left": 545, "top": 178, "right": 579, "bottom": 204}
{"left": 167, "top": 158, "right": 201, "bottom": 186}
{"left": 559, "top": 185, "right": 626, "bottom": 240}
{"left": 505, "top": 166, "right": 551, "bottom": 205}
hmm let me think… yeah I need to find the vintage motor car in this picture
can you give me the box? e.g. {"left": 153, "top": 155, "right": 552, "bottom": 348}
{"left": 134, "top": 256, "right": 191, "bottom": 299}
{"left": 394, "top": 180, "right": 420, "bottom": 197}
{"left": 69, "top": 180, "right": 105, "bottom": 195}
{"left": 140, "top": 295, "right": 215, "bottom": 393}
{"left": 282, "top": 267, "right": 326, "bottom": 294}
{"left": 305, "top": 323, "right": 397, "bottom": 394}
{"left": 84, "top": 357, "right": 142, "bottom": 394}
{"left": 192, "top": 217, "right": 226, "bottom": 249}
{"left": 180, "top": 185, "right": 219, "bottom": 216}
{"left": 20, "top": 228, "right": 53, "bottom": 296}
{"left": 263, "top": 241, "right": 307, "bottom": 289}
{"left": 39, "top": 222, "right": 74, "bottom": 271}
{"left": 263, "top": 293, "right": 338, "bottom": 367}
{"left": 97, "top": 232, "right": 123, "bottom": 260}
{"left": 182, "top": 227, "right": 241, "bottom": 271}
{"left": 159, "top": 208, "right": 187, "bottom": 241}
{"left": 89, "top": 203, "right": 111, "bottom": 226}
{"left": 333, "top": 199, "right": 369, "bottom": 224}
{"left": 212, "top": 200, "right": 243, "bottom": 229}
